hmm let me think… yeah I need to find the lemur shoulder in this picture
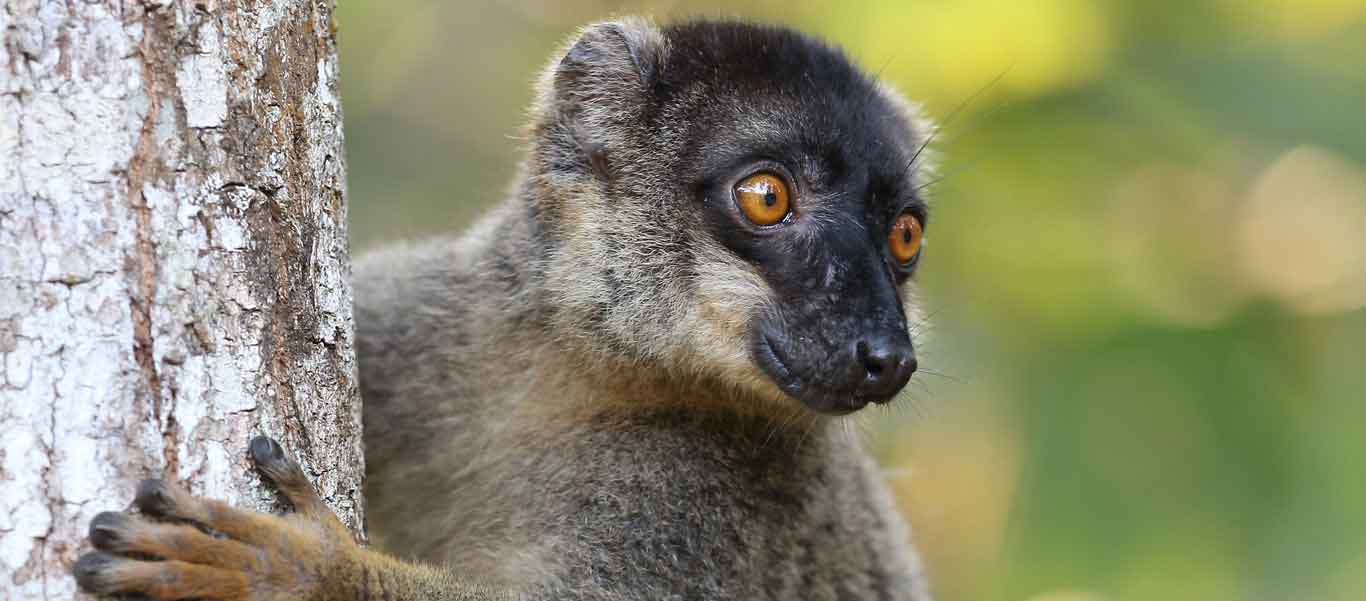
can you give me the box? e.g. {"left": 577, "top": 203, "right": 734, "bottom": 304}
{"left": 76, "top": 17, "right": 938, "bottom": 601}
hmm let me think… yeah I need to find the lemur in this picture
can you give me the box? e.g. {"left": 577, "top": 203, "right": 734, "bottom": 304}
{"left": 74, "top": 18, "right": 937, "bottom": 601}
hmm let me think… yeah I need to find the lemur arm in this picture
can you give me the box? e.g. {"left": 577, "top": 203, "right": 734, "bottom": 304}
{"left": 73, "top": 437, "right": 514, "bottom": 601}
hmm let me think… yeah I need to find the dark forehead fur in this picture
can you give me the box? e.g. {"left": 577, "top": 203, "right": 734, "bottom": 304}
{"left": 660, "top": 20, "right": 865, "bottom": 96}
{"left": 650, "top": 20, "right": 928, "bottom": 217}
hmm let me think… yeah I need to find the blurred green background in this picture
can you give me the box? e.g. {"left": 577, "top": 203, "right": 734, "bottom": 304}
{"left": 335, "top": 1, "right": 1366, "bottom": 600}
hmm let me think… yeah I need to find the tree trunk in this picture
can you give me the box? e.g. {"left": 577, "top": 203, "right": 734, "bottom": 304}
{"left": 0, "top": 2, "right": 362, "bottom": 598}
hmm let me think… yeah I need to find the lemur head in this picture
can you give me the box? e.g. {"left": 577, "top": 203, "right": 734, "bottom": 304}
{"left": 526, "top": 18, "right": 933, "bottom": 415}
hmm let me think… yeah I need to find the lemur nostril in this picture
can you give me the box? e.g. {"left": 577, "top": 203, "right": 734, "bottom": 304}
{"left": 855, "top": 340, "right": 880, "bottom": 374}
{"left": 854, "top": 334, "right": 913, "bottom": 393}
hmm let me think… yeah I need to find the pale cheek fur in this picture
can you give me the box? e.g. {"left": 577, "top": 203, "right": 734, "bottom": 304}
{"left": 678, "top": 244, "right": 781, "bottom": 388}
{"left": 900, "top": 281, "right": 927, "bottom": 344}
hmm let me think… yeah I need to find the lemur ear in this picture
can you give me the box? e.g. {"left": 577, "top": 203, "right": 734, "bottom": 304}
{"left": 553, "top": 18, "right": 664, "bottom": 112}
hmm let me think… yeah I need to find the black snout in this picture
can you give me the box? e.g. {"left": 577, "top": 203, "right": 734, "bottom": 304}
{"left": 854, "top": 334, "right": 916, "bottom": 403}
{"left": 752, "top": 316, "right": 918, "bottom": 415}
{"left": 742, "top": 216, "right": 920, "bottom": 414}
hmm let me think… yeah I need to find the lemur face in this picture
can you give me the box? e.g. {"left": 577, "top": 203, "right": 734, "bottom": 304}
{"left": 665, "top": 23, "right": 928, "bottom": 414}
{"left": 538, "top": 19, "right": 932, "bottom": 414}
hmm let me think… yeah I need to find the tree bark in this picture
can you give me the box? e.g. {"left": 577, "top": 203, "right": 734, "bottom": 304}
{"left": 0, "top": 2, "right": 362, "bottom": 599}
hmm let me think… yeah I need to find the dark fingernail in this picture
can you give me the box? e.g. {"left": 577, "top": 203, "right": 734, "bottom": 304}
{"left": 134, "top": 479, "right": 173, "bottom": 516}
{"left": 250, "top": 435, "right": 285, "bottom": 464}
{"left": 72, "top": 551, "right": 114, "bottom": 590}
{"left": 88, "top": 512, "right": 128, "bottom": 548}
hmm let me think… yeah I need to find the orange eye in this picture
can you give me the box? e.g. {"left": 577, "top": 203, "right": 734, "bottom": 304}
{"left": 734, "top": 172, "right": 791, "bottom": 226}
{"left": 889, "top": 212, "right": 923, "bottom": 264}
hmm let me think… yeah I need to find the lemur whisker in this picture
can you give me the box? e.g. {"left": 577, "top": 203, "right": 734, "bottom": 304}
{"left": 910, "top": 92, "right": 1016, "bottom": 196}
{"left": 900, "top": 66, "right": 1012, "bottom": 181}
{"left": 860, "top": 53, "right": 899, "bottom": 106}
{"left": 912, "top": 151, "right": 994, "bottom": 194}
{"left": 915, "top": 368, "right": 965, "bottom": 383}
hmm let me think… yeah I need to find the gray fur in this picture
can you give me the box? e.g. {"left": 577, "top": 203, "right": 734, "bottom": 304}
{"left": 358, "top": 17, "right": 934, "bottom": 601}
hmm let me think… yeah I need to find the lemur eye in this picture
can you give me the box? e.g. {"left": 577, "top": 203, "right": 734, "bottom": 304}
{"left": 888, "top": 212, "right": 923, "bottom": 264}
{"left": 734, "top": 172, "right": 791, "bottom": 226}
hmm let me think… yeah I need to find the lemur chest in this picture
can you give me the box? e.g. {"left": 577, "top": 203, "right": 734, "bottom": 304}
{"left": 519, "top": 419, "right": 920, "bottom": 599}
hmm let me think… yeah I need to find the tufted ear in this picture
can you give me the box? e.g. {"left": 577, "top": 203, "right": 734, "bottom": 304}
{"left": 553, "top": 18, "right": 664, "bottom": 114}
{"left": 542, "top": 18, "right": 665, "bottom": 180}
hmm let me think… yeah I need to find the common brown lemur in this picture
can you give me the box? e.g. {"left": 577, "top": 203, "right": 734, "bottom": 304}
{"left": 74, "top": 17, "right": 937, "bottom": 601}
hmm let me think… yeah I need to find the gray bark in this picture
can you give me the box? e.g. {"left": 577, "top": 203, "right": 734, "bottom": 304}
{"left": 0, "top": 1, "right": 362, "bottom": 599}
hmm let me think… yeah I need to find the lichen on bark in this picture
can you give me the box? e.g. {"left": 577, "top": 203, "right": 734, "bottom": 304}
{"left": 0, "top": 1, "right": 361, "bottom": 598}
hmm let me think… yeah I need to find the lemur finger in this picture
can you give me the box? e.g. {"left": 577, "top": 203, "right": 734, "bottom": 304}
{"left": 248, "top": 436, "right": 324, "bottom": 511}
{"left": 73, "top": 551, "right": 249, "bottom": 600}
{"left": 134, "top": 478, "right": 289, "bottom": 545}
{"left": 89, "top": 511, "right": 258, "bottom": 568}
{"left": 248, "top": 436, "right": 348, "bottom": 533}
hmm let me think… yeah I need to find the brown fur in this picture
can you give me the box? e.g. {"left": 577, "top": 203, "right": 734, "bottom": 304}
{"left": 74, "top": 18, "right": 936, "bottom": 601}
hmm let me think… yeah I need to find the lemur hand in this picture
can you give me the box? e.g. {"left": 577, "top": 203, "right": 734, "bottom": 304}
{"left": 74, "top": 436, "right": 366, "bottom": 601}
